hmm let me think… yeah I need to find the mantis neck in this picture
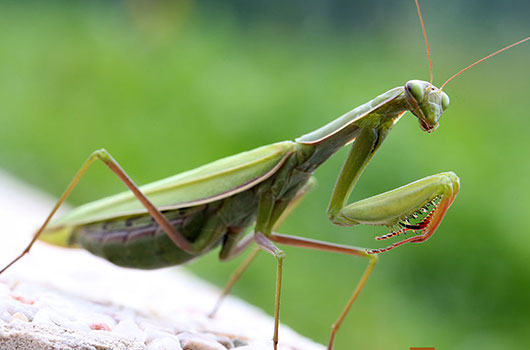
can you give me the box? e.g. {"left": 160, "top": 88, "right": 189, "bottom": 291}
{"left": 294, "top": 86, "right": 409, "bottom": 172}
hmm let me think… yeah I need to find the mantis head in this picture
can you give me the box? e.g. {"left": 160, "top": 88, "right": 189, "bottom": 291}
{"left": 407, "top": 1, "right": 528, "bottom": 135}
{"left": 404, "top": 80, "right": 449, "bottom": 133}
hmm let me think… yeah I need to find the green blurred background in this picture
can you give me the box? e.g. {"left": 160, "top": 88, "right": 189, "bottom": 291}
{"left": 0, "top": 1, "right": 529, "bottom": 349}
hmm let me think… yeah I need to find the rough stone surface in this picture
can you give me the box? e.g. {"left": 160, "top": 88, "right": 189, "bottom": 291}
{"left": 0, "top": 170, "right": 325, "bottom": 350}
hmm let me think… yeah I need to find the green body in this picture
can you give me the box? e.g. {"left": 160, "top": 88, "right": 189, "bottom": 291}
{"left": 41, "top": 81, "right": 459, "bottom": 267}
{"left": 60, "top": 141, "right": 308, "bottom": 268}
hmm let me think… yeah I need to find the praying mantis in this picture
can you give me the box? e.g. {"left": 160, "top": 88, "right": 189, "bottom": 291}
{"left": 1, "top": 1, "right": 529, "bottom": 349}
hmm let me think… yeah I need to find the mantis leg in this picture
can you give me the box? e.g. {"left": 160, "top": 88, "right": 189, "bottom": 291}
{"left": 0, "top": 149, "right": 196, "bottom": 274}
{"left": 327, "top": 126, "right": 459, "bottom": 253}
{"left": 255, "top": 232, "right": 285, "bottom": 350}
{"left": 211, "top": 178, "right": 316, "bottom": 317}
{"left": 270, "top": 233, "right": 377, "bottom": 350}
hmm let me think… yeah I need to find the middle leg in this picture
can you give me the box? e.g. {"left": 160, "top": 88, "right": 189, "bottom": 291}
{"left": 210, "top": 178, "right": 317, "bottom": 318}
{"left": 270, "top": 232, "right": 377, "bottom": 350}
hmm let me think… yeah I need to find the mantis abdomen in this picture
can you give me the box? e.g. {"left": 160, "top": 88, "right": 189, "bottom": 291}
{"left": 50, "top": 189, "right": 263, "bottom": 269}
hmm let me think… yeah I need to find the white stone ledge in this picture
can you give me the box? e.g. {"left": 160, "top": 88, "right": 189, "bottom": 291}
{"left": 0, "top": 170, "right": 325, "bottom": 350}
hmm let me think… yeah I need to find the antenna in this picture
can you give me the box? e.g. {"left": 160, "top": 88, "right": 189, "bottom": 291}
{"left": 440, "top": 36, "right": 530, "bottom": 90}
{"left": 414, "top": 0, "right": 433, "bottom": 85}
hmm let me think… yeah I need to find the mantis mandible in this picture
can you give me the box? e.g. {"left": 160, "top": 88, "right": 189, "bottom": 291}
{"left": 1, "top": 1, "right": 529, "bottom": 349}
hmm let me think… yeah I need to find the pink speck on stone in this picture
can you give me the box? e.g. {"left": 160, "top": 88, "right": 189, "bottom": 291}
{"left": 12, "top": 295, "right": 35, "bottom": 305}
{"left": 90, "top": 323, "right": 111, "bottom": 331}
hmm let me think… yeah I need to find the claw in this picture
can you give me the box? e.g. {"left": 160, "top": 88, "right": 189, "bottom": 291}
{"left": 366, "top": 245, "right": 395, "bottom": 254}
{"left": 375, "top": 229, "right": 403, "bottom": 240}
{"left": 368, "top": 177, "right": 459, "bottom": 254}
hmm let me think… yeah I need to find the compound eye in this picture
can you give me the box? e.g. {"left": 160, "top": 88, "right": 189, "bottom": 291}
{"left": 441, "top": 92, "right": 450, "bottom": 110}
{"left": 406, "top": 81, "right": 424, "bottom": 102}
